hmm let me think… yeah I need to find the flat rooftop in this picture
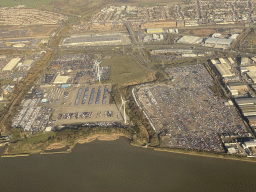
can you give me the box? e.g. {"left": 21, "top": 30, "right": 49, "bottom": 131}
{"left": 64, "top": 34, "right": 121, "bottom": 44}
{"left": 236, "top": 98, "right": 256, "bottom": 105}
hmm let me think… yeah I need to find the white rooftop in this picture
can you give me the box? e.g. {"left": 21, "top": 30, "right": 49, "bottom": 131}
{"left": 2, "top": 58, "right": 21, "bottom": 71}
{"left": 53, "top": 75, "right": 70, "bottom": 84}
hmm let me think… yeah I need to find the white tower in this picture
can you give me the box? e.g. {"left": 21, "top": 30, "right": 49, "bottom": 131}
{"left": 120, "top": 95, "right": 128, "bottom": 124}
{"left": 95, "top": 61, "right": 101, "bottom": 83}
{"left": 0, "top": 91, "right": 3, "bottom": 101}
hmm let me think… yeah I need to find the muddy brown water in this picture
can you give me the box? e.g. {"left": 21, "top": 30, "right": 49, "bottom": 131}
{"left": 0, "top": 137, "right": 256, "bottom": 192}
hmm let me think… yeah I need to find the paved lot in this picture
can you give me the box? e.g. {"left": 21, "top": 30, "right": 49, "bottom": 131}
{"left": 134, "top": 64, "right": 248, "bottom": 152}
{"left": 40, "top": 84, "right": 127, "bottom": 125}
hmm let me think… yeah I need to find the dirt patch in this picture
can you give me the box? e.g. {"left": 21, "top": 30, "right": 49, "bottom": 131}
{"left": 77, "top": 133, "right": 125, "bottom": 144}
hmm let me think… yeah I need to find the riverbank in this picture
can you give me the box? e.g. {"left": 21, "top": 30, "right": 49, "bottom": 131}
{"left": 2, "top": 128, "right": 132, "bottom": 157}
{"left": 152, "top": 147, "right": 256, "bottom": 163}
{"left": 3, "top": 127, "right": 256, "bottom": 163}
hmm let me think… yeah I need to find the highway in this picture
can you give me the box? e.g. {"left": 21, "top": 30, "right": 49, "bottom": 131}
{"left": 56, "top": 43, "right": 256, "bottom": 57}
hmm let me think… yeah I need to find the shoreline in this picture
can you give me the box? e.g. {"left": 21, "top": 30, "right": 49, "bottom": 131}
{"left": 130, "top": 143, "right": 256, "bottom": 163}
{"left": 2, "top": 132, "right": 256, "bottom": 163}
{"left": 152, "top": 148, "right": 256, "bottom": 163}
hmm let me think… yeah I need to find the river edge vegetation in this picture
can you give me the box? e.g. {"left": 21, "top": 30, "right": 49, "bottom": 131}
{"left": 2, "top": 127, "right": 133, "bottom": 157}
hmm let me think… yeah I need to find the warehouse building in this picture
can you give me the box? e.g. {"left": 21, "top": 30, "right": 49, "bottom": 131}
{"left": 251, "top": 57, "right": 256, "bottom": 64}
{"left": 212, "top": 33, "right": 222, "bottom": 38}
{"left": 62, "top": 34, "right": 122, "bottom": 46}
{"left": 243, "top": 140, "right": 256, "bottom": 148}
{"left": 147, "top": 28, "right": 163, "bottom": 34}
{"left": 204, "top": 38, "right": 233, "bottom": 48}
{"left": 235, "top": 98, "right": 256, "bottom": 106}
{"left": 227, "top": 81, "right": 248, "bottom": 91}
{"left": 151, "top": 49, "right": 192, "bottom": 55}
{"left": 141, "top": 21, "right": 176, "bottom": 29}
{"left": 246, "top": 66, "right": 256, "bottom": 72}
{"left": 23, "top": 60, "right": 34, "bottom": 67}
{"left": 2, "top": 58, "right": 21, "bottom": 72}
{"left": 246, "top": 71, "right": 256, "bottom": 84}
{"left": 184, "top": 19, "right": 199, "bottom": 26}
{"left": 219, "top": 58, "right": 227, "bottom": 64}
{"left": 228, "top": 57, "right": 235, "bottom": 64}
{"left": 241, "top": 57, "right": 251, "bottom": 66}
{"left": 239, "top": 104, "right": 256, "bottom": 111}
{"left": 205, "top": 38, "right": 219, "bottom": 47}
{"left": 214, "top": 63, "right": 234, "bottom": 78}
{"left": 247, "top": 116, "right": 256, "bottom": 127}
{"left": 177, "top": 36, "right": 202, "bottom": 44}
{"left": 211, "top": 59, "right": 220, "bottom": 65}
{"left": 243, "top": 111, "right": 256, "bottom": 117}
{"left": 53, "top": 75, "right": 70, "bottom": 84}
{"left": 241, "top": 67, "right": 249, "bottom": 73}
{"left": 229, "top": 34, "right": 239, "bottom": 39}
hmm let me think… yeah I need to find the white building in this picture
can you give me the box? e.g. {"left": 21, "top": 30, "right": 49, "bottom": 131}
{"left": 2, "top": 58, "right": 21, "bottom": 72}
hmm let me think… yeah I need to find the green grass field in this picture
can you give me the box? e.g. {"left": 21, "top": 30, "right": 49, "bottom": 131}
{"left": 101, "top": 54, "right": 150, "bottom": 85}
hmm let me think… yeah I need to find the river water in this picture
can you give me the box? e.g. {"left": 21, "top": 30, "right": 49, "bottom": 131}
{"left": 0, "top": 137, "right": 256, "bottom": 192}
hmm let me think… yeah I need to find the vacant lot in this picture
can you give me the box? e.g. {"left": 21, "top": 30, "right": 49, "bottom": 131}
{"left": 240, "top": 30, "right": 256, "bottom": 51}
{"left": 101, "top": 54, "right": 152, "bottom": 85}
{"left": 116, "top": 0, "right": 181, "bottom": 6}
{"left": 0, "top": 0, "right": 55, "bottom": 8}
{"left": 0, "top": 25, "right": 59, "bottom": 39}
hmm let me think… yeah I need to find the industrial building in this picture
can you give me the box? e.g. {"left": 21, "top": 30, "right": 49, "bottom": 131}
{"left": 246, "top": 71, "right": 256, "bottom": 84}
{"left": 241, "top": 57, "right": 251, "bottom": 66}
{"left": 151, "top": 49, "right": 192, "bottom": 55}
{"left": 235, "top": 98, "right": 256, "bottom": 118}
{"left": 227, "top": 81, "right": 248, "bottom": 91}
{"left": 235, "top": 98, "right": 256, "bottom": 106}
{"left": 147, "top": 28, "right": 163, "bottom": 34}
{"left": 243, "top": 139, "right": 256, "bottom": 148}
{"left": 247, "top": 116, "right": 256, "bottom": 127}
{"left": 229, "top": 34, "right": 239, "bottom": 39}
{"left": 23, "top": 60, "right": 34, "bottom": 67}
{"left": 204, "top": 38, "right": 233, "bottom": 48}
{"left": 141, "top": 21, "right": 176, "bottom": 29}
{"left": 246, "top": 66, "right": 256, "bottom": 72}
{"left": 228, "top": 57, "right": 235, "bottom": 64}
{"left": 177, "top": 36, "right": 202, "bottom": 44}
{"left": 212, "top": 33, "right": 222, "bottom": 38}
{"left": 184, "top": 19, "right": 199, "bottom": 26}
{"left": 62, "top": 34, "right": 122, "bottom": 46}
{"left": 182, "top": 53, "right": 200, "bottom": 57}
{"left": 227, "top": 81, "right": 248, "bottom": 96}
{"left": 251, "top": 57, "right": 256, "bottom": 64}
{"left": 213, "top": 63, "right": 234, "bottom": 78}
{"left": 218, "top": 58, "right": 231, "bottom": 65}
{"left": 168, "top": 29, "right": 179, "bottom": 33}
{"left": 2, "top": 58, "right": 21, "bottom": 72}
{"left": 211, "top": 59, "right": 220, "bottom": 65}
{"left": 53, "top": 75, "right": 70, "bottom": 84}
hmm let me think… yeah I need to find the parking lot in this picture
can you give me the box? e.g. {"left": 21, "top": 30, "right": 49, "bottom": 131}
{"left": 40, "top": 84, "right": 123, "bottom": 125}
{"left": 133, "top": 64, "right": 248, "bottom": 152}
{"left": 44, "top": 54, "right": 109, "bottom": 85}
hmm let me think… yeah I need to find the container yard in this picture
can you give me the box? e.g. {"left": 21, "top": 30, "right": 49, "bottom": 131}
{"left": 133, "top": 64, "right": 249, "bottom": 152}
